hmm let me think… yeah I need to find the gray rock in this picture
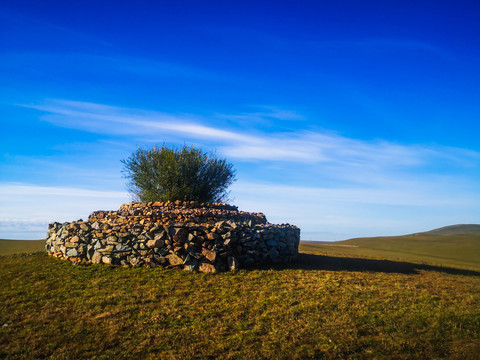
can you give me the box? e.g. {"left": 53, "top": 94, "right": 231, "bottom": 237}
{"left": 91, "top": 252, "right": 102, "bottom": 264}
{"left": 66, "top": 248, "right": 78, "bottom": 257}
{"left": 114, "top": 244, "right": 131, "bottom": 252}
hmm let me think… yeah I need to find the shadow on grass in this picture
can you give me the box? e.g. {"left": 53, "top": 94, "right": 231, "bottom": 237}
{"left": 269, "top": 253, "right": 480, "bottom": 277}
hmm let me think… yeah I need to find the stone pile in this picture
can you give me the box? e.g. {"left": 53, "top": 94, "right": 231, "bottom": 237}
{"left": 45, "top": 201, "right": 300, "bottom": 273}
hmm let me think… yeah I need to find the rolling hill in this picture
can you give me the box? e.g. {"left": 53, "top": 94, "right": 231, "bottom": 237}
{"left": 416, "top": 223, "right": 480, "bottom": 236}
{"left": 301, "top": 224, "right": 480, "bottom": 271}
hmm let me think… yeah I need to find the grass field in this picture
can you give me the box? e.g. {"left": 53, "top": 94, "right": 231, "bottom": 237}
{"left": 1, "top": 245, "right": 479, "bottom": 359}
{"left": 301, "top": 234, "right": 480, "bottom": 272}
{"left": 0, "top": 239, "right": 45, "bottom": 256}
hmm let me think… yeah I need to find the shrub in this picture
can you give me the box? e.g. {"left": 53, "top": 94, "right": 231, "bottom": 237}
{"left": 121, "top": 144, "right": 237, "bottom": 203}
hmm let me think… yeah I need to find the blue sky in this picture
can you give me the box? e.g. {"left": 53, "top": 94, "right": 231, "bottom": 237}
{"left": 1, "top": 0, "right": 479, "bottom": 240}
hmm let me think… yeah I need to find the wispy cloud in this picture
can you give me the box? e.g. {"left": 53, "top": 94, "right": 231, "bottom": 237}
{"left": 23, "top": 99, "right": 259, "bottom": 143}
{"left": 23, "top": 99, "right": 480, "bottom": 170}
{"left": 215, "top": 105, "right": 304, "bottom": 123}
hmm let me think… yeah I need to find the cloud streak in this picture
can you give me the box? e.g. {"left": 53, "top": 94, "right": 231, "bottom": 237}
{"left": 24, "top": 99, "right": 479, "bottom": 169}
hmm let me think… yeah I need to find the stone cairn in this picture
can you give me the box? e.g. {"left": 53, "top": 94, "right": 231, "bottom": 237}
{"left": 45, "top": 201, "right": 300, "bottom": 273}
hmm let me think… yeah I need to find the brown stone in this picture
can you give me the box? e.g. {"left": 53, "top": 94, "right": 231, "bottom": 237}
{"left": 202, "top": 248, "right": 217, "bottom": 262}
{"left": 198, "top": 262, "right": 217, "bottom": 273}
{"left": 146, "top": 239, "right": 165, "bottom": 248}
{"left": 206, "top": 232, "right": 219, "bottom": 241}
{"left": 166, "top": 254, "right": 184, "bottom": 266}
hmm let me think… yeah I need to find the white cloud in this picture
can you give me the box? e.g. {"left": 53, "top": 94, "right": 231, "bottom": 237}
{"left": 23, "top": 99, "right": 259, "bottom": 143}
{"left": 23, "top": 99, "right": 480, "bottom": 169}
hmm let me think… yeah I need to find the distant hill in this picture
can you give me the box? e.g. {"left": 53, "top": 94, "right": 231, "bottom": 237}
{"left": 300, "top": 228, "right": 480, "bottom": 271}
{"left": 415, "top": 224, "right": 480, "bottom": 236}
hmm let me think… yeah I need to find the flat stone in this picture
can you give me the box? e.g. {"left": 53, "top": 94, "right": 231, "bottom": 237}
{"left": 97, "top": 245, "right": 114, "bottom": 253}
{"left": 146, "top": 239, "right": 164, "bottom": 248}
{"left": 66, "top": 248, "right": 78, "bottom": 257}
{"left": 114, "top": 245, "right": 131, "bottom": 252}
{"left": 102, "top": 256, "right": 112, "bottom": 264}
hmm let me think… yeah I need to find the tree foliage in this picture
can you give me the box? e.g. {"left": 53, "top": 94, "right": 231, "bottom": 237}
{"left": 121, "top": 144, "right": 237, "bottom": 203}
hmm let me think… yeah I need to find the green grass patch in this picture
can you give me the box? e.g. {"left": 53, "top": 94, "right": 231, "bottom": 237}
{"left": 1, "top": 252, "right": 479, "bottom": 359}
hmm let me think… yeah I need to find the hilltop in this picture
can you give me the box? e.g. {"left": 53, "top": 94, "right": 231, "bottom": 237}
{"left": 415, "top": 224, "right": 480, "bottom": 236}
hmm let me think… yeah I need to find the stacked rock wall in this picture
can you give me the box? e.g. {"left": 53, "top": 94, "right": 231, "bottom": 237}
{"left": 45, "top": 201, "right": 300, "bottom": 273}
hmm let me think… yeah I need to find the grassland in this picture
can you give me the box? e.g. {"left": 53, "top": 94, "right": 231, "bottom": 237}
{"left": 1, "top": 248, "right": 479, "bottom": 359}
{"left": 0, "top": 239, "right": 45, "bottom": 256}
{"left": 301, "top": 234, "right": 480, "bottom": 272}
